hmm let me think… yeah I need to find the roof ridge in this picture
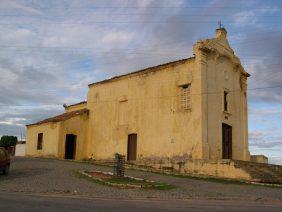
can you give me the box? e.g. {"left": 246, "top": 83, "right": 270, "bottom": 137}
{"left": 26, "top": 108, "right": 89, "bottom": 127}
{"left": 88, "top": 57, "right": 194, "bottom": 87}
{"left": 64, "top": 100, "right": 87, "bottom": 108}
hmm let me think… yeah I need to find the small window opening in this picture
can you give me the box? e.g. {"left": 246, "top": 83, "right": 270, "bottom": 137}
{"left": 224, "top": 91, "right": 228, "bottom": 112}
{"left": 37, "top": 133, "right": 43, "bottom": 150}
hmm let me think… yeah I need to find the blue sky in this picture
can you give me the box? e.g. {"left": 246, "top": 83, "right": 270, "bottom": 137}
{"left": 0, "top": 0, "right": 282, "bottom": 164}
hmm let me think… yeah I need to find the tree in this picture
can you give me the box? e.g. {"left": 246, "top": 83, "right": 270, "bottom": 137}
{"left": 0, "top": 135, "right": 18, "bottom": 148}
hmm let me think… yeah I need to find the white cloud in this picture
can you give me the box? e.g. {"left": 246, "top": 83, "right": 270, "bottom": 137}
{"left": 232, "top": 11, "right": 257, "bottom": 27}
{"left": 0, "top": 28, "right": 36, "bottom": 43}
{"left": 0, "top": 68, "right": 18, "bottom": 86}
{"left": 101, "top": 31, "right": 136, "bottom": 46}
{"left": 269, "top": 156, "right": 282, "bottom": 165}
{"left": 232, "top": 6, "right": 280, "bottom": 28}
{"left": 136, "top": 0, "right": 154, "bottom": 7}
{"left": 0, "top": 117, "right": 26, "bottom": 126}
{"left": 249, "top": 107, "right": 282, "bottom": 116}
{"left": 0, "top": 0, "right": 42, "bottom": 15}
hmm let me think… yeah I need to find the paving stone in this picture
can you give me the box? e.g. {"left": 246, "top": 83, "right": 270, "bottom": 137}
{"left": 0, "top": 157, "right": 281, "bottom": 201}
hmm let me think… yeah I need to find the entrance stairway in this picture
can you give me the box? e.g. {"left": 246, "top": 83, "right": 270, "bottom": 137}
{"left": 233, "top": 160, "right": 282, "bottom": 184}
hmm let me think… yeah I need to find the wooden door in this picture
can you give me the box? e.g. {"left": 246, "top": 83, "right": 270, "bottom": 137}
{"left": 127, "top": 134, "right": 137, "bottom": 161}
{"left": 222, "top": 124, "right": 232, "bottom": 159}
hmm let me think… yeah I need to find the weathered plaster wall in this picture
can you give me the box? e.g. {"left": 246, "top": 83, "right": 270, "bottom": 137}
{"left": 134, "top": 158, "right": 251, "bottom": 181}
{"left": 86, "top": 29, "right": 249, "bottom": 162}
{"left": 26, "top": 114, "right": 88, "bottom": 160}
{"left": 251, "top": 155, "right": 268, "bottom": 164}
{"left": 57, "top": 114, "right": 89, "bottom": 160}
{"left": 183, "top": 160, "right": 251, "bottom": 180}
{"left": 65, "top": 102, "right": 87, "bottom": 112}
{"left": 87, "top": 58, "right": 208, "bottom": 160}
{"left": 193, "top": 29, "right": 250, "bottom": 161}
{"left": 26, "top": 122, "right": 60, "bottom": 157}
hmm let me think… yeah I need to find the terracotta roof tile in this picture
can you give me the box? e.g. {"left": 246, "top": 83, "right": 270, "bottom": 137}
{"left": 26, "top": 108, "right": 89, "bottom": 126}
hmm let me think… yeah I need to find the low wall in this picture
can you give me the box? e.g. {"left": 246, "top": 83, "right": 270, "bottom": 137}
{"left": 250, "top": 155, "right": 268, "bottom": 164}
{"left": 182, "top": 159, "right": 251, "bottom": 180}
{"left": 15, "top": 144, "right": 26, "bottom": 156}
{"left": 134, "top": 157, "right": 252, "bottom": 181}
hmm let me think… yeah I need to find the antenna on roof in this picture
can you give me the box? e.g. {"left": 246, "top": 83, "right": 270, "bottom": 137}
{"left": 218, "top": 20, "right": 223, "bottom": 29}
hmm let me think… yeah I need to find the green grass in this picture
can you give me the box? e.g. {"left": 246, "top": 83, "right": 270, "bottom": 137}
{"left": 106, "top": 177, "right": 175, "bottom": 190}
{"left": 72, "top": 170, "right": 111, "bottom": 187}
{"left": 72, "top": 160, "right": 282, "bottom": 189}
{"left": 73, "top": 170, "right": 174, "bottom": 190}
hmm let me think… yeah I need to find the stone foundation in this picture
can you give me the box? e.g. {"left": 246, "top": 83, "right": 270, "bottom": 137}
{"left": 134, "top": 156, "right": 252, "bottom": 181}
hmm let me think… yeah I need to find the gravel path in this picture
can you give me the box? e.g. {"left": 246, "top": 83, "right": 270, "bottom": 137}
{"left": 0, "top": 157, "right": 281, "bottom": 201}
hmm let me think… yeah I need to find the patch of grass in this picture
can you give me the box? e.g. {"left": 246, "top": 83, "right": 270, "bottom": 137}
{"left": 73, "top": 170, "right": 174, "bottom": 190}
{"left": 73, "top": 160, "right": 281, "bottom": 189}
{"left": 143, "top": 182, "right": 175, "bottom": 190}
{"left": 72, "top": 170, "right": 108, "bottom": 186}
{"left": 106, "top": 177, "right": 175, "bottom": 190}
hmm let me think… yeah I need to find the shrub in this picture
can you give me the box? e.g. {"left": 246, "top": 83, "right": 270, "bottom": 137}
{"left": 0, "top": 135, "right": 18, "bottom": 148}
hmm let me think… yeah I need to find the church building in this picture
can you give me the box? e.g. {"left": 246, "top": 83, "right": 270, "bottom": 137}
{"left": 26, "top": 28, "right": 251, "bottom": 163}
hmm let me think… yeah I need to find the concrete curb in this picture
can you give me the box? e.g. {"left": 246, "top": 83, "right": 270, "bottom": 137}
{"left": 79, "top": 170, "right": 156, "bottom": 189}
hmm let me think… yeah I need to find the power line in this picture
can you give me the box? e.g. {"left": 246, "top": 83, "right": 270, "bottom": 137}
{"left": 1, "top": 13, "right": 282, "bottom": 18}
{"left": 2, "top": 5, "right": 281, "bottom": 10}
{"left": 1, "top": 84, "right": 282, "bottom": 108}
{"left": 1, "top": 20, "right": 282, "bottom": 25}
{"left": 0, "top": 27, "right": 281, "bottom": 52}
{"left": 1, "top": 47, "right": 282, "bottom": 61}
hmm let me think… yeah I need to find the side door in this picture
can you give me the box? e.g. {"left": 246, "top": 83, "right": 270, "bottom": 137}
{"left": 127, "top": 134, "right": 137, "bottom": 161}
{"left": 222, "top": 124, "right": 232, "bottom": 159}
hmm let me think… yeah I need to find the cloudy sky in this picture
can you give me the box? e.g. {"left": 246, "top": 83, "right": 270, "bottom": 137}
{"left": 0, "top": 0, "right": 281, "bottom": 164}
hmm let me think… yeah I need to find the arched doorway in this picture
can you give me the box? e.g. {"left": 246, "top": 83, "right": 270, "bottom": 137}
{"left": 65, "top": 134, "right": 77, "bottom": 159}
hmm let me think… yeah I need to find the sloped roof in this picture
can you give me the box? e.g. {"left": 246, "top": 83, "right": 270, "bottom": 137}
{"left": 88, "top": 57, "right": 195, "bottom": 87}
{"left": 26, "top": 108, "right": 89, "bottom": 127}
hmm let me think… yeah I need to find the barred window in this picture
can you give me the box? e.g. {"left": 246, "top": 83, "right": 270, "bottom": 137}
{"left": 180, "top": 84, "right": 191, "bottom": 110}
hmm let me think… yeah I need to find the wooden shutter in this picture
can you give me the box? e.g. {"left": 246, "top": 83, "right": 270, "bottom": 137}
{"left": 180, "top": 84, "right": 191, "bottom": 110}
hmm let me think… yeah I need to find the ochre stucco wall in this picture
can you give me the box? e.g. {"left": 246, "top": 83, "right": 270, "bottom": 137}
{"left": 192, "top": 29, "right": 250, "bottom": 161}
{"left": 26, "top": 114, "right": 88, "bottom": 160}
{"left": 86, "top": 58, "right": 208, "bottom": 160}
{"left": 135, "top": 159, "right": 252, "bottom": 181}
{"left": 251, "top": 155, "right": 268, "bottom": 164}
{"left": 65, "top": 102, "right": 87, "bottom": 112}
{"left": 26, "top": 122, "right": 60, "bottom": 158}
{"left": 57, "top": 114, "right": 89, "bottom": 160}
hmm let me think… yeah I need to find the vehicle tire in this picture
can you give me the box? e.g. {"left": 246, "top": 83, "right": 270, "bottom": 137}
{"left": 3, "top": 165, "right": 10, "bottom": 175}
